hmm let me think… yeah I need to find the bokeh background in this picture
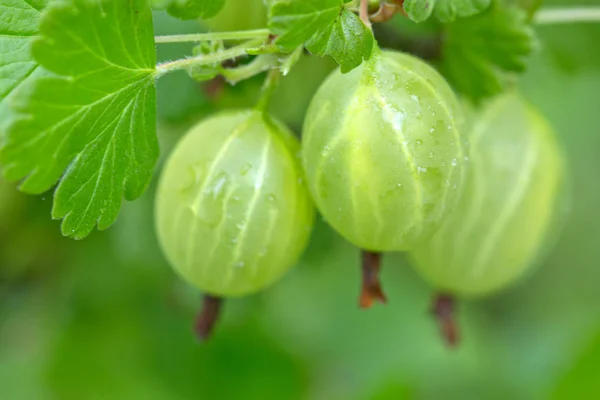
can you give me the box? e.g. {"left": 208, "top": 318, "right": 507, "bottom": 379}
{"left": 2, "top": 1, "right": 600, "bottom": 398}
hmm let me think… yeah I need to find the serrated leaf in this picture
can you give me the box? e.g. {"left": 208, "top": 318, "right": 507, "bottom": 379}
{"left": 167, "top": 0, "right": 226, "bottom": 20}
{"left": 435, "top": 0, "right": 491, "bottom": 22}
{"left": 441, "top": 3, "right": 535, "bottom": 102}
{"left": 0, "top": 0, "right": 49, "bottom": 130}
{"left": 0, "top": 0, "right": 159, "bottom": 239}
{"left": 269, "top": 0, "right": 372, "bottom": 72}
{"left": 305, "top": 8, "right": 373, "bottom": 73}
{"left": 269, "top": 0, "right": 344, "bottom": 50}
{"left": 403, "top": 0, "right": 436, "bottom": 23}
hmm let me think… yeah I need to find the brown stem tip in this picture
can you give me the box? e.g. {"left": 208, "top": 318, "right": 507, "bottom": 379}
{"left": 194, "top": 294, "right": 223, "bottom": 342}
{"left": 359, "top": 250, "right": 388, "bottom": 308}
{"left": 431, "top": 293, "right": 459, "bottom": 347}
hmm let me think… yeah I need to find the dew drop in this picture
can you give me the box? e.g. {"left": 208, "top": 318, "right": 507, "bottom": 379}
{"left": 321, "top": 145, "right": 330, "bottom": 156}
{"left": 442, "top": 161, "right": 447, "bottom": 167}
{"left": 428, "top": 152, "right": 434, "bottom": 159}
{"left": 236, "top": 222, "right": 245, "bottom": 230}
{"left": 417, "top": 166, "right": 428, "bottom": 174}
{"left": 445, "top": 180, "right": 451, "bottom": 187}
{"left": 267, "top": 194, "right": 276, "bottom": 202}
{"left": 464, "top": 156, "right": 469, "bottom": 162}
{"left": 451, "top": 158, "right": 458, "bottom": 166}
{"left": 416, "top": 139, "right": 422, "bottom": 146}
{"left": 397, "top": 183, "right": 403, "bottom": 188}
{"left": 430, "top": 128, "right": 435, "bottom": 134}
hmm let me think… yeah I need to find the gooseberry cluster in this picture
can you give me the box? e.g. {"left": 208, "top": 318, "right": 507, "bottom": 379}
{"left": 155, "top": 46, "right": 565, "bottom": 343}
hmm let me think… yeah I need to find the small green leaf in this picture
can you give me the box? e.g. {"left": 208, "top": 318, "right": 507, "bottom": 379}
{"left": 305, "top": 8, "right": 374, "bottom": 73}
{"left": 403, "top": 0, "right": 436, "bottom": 23}
{"left": 440, "top": 3, "right": 535, "bottom": 102}
{"left": 434, "top": 0, "right": 491, "bottom": 22}
{"left": 188, "top": 41, "right": 225, "bottom": 81}
{"left": 167, "top": 0, "right": 226, "bottom": 20}
{"left": 403, "top": 0, "right": 491, "bottom": 22}
{"left": 269, "top": 0, "right": 372, "bottom": 72}
{"left": 269, "top": 0, "right": 344, "bottom": 50}
{"left": 1, "top": 0, "right": 159, "bottom": 239}
{"left": 0, "top": 0, "right": 49, "bottom": 129}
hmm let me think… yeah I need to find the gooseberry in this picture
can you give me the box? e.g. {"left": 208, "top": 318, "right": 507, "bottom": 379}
{"left": 155, "top": 110, "right": 315, "bottom": 298}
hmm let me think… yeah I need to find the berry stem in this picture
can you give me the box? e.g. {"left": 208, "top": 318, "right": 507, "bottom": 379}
{"left": 359, "top": 0, "right": 373, "bottom": 29}
{"left": 359, "top": 250, "right": 387, "bottom": 308}
{"left": 154, "top": 29, "right": 271, "bottom": 44}
{"left": 431, "top": 293, "right": 459, "bottom": 347}
{"left": 195, "top": 294, "right": 223, "bottom": 341}
{"left": 256, "top": 68, "right": 281, "bottom": 112}
{"left": 155, "top": 39, "right": 264, "bottom": 78}
{"left": 535, "top": 7, "right": 600, "bottom": 25}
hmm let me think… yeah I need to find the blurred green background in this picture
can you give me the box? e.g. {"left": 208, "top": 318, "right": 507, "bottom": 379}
{"left": 2, "top": 1, "right": 600, "bottom": 399}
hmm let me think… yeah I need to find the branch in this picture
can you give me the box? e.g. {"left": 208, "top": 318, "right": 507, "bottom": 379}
{"left": 535, "top": 7, "right": 600, "bottom": 25}
{"left": 155, "top": 39, "right": 265, "bottom": 77}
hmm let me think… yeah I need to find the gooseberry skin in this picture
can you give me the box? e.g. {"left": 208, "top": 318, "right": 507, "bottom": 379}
{"left": 302, "top": 49, "right": 466, "bottom": 251}
{"left": 155, "top": 110, "right": 315, "bottom": 297}
{"left": 409, "top": 93, "right": 565, "bottom": 297}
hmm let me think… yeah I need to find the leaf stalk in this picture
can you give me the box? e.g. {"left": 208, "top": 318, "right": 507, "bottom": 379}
{"left": 154, "top": 29, "right": 271, "bottom": 44}
{"left": 155, "top": 39, "right": 265, "bottom": 77}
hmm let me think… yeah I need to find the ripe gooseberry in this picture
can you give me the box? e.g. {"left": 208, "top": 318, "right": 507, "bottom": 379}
{"left": 409, "top": 92, "right": 566, "bottom": 344}
{"left": 155, "top": 109, "right": 315, "bottom": 336}
{"left": 301, "top": 47, "right": 466, "bottom": 306}
{"left": 410, "top": 92, "right": 565, "bottom": 297}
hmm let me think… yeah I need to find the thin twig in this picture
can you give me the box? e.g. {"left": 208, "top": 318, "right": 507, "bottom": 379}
{"left": 154, "top": 29, "right": 270, "bottom": 44}
{"left": 155, "top": 39, "right": 264, "bottom": 77}
{"left": 535, "top": 7, "right": 600, "bottom": 25}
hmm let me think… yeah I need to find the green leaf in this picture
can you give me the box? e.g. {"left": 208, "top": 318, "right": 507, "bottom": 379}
{"left": 434, "top": 0, "right": 491, "bottom": 22}
{"left": 305, "top": 8, "right": 373, "bottom": 73}
{"left": 0, "top": 0, "right": 159, "bottom": 239}
{"left": 269, "top": 0, "right": 373, "bottom": 72}
{"left": 440, "top": 3, "right": 535, "bottom": 102}
{"left": 167, "top": 0, "right": 226, "bottom": 20}
{"left": 187, "top": 41, "right": 225, "bottom": 81}
{"left": 403, "top": 0, "right": 491, "bottom": 23}
{"left": 403, "top": 0, "right": 436, "bottom": 23}
{"left": 0, "top": 0, "right": 49, "bottom": 129}
{"left": 269, "top": 0, "right": 344, "bottom": 50}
